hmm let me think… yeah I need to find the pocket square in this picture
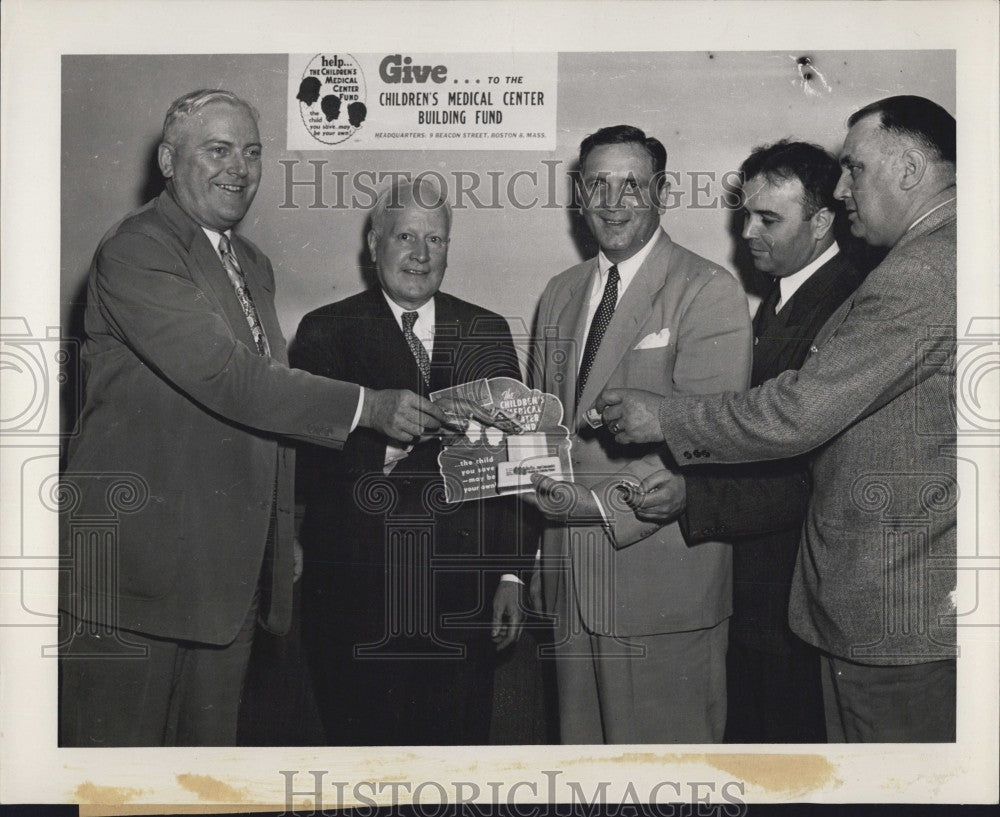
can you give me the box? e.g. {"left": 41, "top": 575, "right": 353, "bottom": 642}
{"left": 634, "top": 328, "right": 671, "bottom": 350}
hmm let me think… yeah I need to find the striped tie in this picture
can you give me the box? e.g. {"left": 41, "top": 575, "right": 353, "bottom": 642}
{"left": 219, "top": 233, "right": 270, "bottom": 356}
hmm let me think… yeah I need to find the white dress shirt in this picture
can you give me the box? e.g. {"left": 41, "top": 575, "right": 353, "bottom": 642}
{"left": 775, "top": 241, "right": 841, "bottom": 313}
{"left": 579, "top": 228, "right": 662, "bottom": 363}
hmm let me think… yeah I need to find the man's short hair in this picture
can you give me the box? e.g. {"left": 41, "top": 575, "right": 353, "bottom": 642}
{"left": 848, "top": 95, "right": 956, "bottom": 165}
{"left": 370, "top": 177, "right": 453, "bottom": 237}
{"left": 578, "top": 125, "right": 667, "bottom": 177}
{"left": 161, "top": 89, "right": 259, "bottom": 144}
{"left": 740, "top": 140, "right": 841, "bottom": 215}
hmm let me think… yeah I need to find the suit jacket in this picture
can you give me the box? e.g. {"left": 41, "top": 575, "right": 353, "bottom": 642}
{"left": 532, "top": 230, "right": 753, "bottom": 637}
{"left": 680, "top": 250, "right": 867, "bottom": 654}
{"left": 661, "top": 200, "right": 957, "bottom": 665}
{"left": 292, "top": 289, "right": 528, "bottom": 646}
{"left": 61, "top": 190, "right": 360, "bottom": 645}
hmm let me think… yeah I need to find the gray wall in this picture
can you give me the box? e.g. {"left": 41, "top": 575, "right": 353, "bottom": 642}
{"left": 61, "top": 51, "right": 955, "bottom": 350}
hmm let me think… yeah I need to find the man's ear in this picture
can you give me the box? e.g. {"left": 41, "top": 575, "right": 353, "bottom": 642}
{"left": 652, "top": 175, "right": 670, "bottom": 214}
{"left": 366, "top": 230, "right": 378, "bottom": 263}
{"left": 810, "top": 207, "right": 835, "bottom": 240}
{"left": 900, "top": 147, "right": 928, "bottom": 191}
{"left": 157, "top": 142, "right": 175, "bottom": 179}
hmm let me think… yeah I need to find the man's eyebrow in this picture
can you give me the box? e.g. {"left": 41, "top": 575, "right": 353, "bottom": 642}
{"left": 745, "top": 206, "right": 781, "bottom": 218}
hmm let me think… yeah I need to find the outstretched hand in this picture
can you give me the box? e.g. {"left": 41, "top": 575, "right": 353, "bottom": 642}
{"left": 630, "top": 469, "right": 687, "bottom": 523}
{"left": 522, "top": 473, "right": 603, "bottom": 524}
{"left": 359, "top": 388, "right": 448, "bottom": 443}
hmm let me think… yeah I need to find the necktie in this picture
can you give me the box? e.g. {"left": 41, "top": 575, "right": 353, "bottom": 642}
{"left": 753, "top": 282, "right": 782, "bottom": 341}
{"left": 218, "top": 233, "right": 270, "bottom": 356}
{"left": 577, "top": 264, "right": 620, "bottom": 403}
{"left": 402, "top": 311, "right": 431, "bottom": 387}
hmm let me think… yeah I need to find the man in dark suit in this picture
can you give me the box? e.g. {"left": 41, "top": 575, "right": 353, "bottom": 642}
{"left": 598, "top": 96, "right": 958, "bottom": 742}
{"left": 292, "top": 179, "right": 528, "bottom": 745}
{"left": 59, "top": 89, "right": 445, "bottom": 747}
{"left": 623, "top": 141, "right": 866, "bottom": 742}
{"left": 528, "top": 125, "right": 752, "bottom": 743}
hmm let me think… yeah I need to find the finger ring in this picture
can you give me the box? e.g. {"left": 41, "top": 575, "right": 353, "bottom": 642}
{"left": 610, "top": 422, "right": 619, "bottom": 434}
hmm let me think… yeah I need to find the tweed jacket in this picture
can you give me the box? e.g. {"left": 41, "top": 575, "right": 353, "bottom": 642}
{"left": 680, "top": 250, "right": 867, "bottom": 654}
{"left": 660, "top": 200, "right": 957, "bottom": 665}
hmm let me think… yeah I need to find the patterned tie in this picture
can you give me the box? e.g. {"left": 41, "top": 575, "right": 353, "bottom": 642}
{"left": 576, "top": 264, "right": 620, "bottom": 403}
{"left": 218, "top": 233, "right": 270, "bottom": 356}
{"left": 402, "top": 311, "right": 431, "bottom": 387}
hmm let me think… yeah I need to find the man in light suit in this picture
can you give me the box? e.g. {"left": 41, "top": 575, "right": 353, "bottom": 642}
{"left": 598, "top": 96, "right": 958, "bottom": 742}
{"left": 59, "top": 90, "right": 445, "bottom": 746}
{"left": 293, "top": 180, "right": 530, "bottom": 745}
{"left": 529, "top": 125, "right": 752, "bottom": 743}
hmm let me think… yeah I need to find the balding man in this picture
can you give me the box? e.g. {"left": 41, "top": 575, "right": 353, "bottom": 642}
{"left": 597, "top": 96, "right": 958, "bottom": 742}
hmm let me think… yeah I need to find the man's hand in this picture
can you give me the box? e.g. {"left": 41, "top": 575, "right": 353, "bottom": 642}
{"left": 631, "top": 470, "right": 687, "bottom": 523}
{"left": 491, "top": 581, "right": 525, "bottom": 651}
{"left": 528, "top": 567, "right": 543, "bottom": 613}
{"left": 595, "top": 388, "right": 666, "bottom": 444}
{"left": 522, "top": 473, "right": 603, "bottom": 524}
{"left": 292, "top": 537, "right": 304, "bottom": 583}
{"left": 359, "top": 388, "right": 447, "bottom": 443}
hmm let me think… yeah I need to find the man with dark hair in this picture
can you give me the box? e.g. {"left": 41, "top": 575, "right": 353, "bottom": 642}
{"left": 597, "top": 95, "right": 958, "bottom": 742}
{"left": 529, "top": 124, "right": 752, "bottom": 743}
{"left": 59, "top": 89, "right": 445, "bottom": 746}
{"left": 848, "top": 94, "right": 956, "bottom": 164}
{"left": 613, "top": 140, "right": 866, "bottom": 742}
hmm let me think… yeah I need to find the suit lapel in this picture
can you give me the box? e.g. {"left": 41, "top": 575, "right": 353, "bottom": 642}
{"left": 370, "top": 291, "right": 425, "bottom": 393}
{"left": 782, "top": 252, "right": 854, "bottom": 328}
{"left": 575, "top": 232, "right": 672, "bottom": 423}
{"left": 156, "top": 192, "right": 262, "bottom": 355}
{"left": 551, "top": 269, "right": 593, "bottom": 417}
{"left": 192, "top": 234, "right": 260, "bottom": 353}
{"left": 233, "top": 238, "right": 287, "bottom": 362}
{"left": 429, "top": 293, "right": 458, "bottom": 392}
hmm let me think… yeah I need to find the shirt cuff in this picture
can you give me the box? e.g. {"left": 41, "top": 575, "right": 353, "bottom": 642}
{"left": 500, "top": 573, "right": 523, "bottom": 585}
{"left": 350, "top": 386, "right": 365, "bottom": 432}
{"left": 590, "top": 489, "right": 611, "bottom": 526}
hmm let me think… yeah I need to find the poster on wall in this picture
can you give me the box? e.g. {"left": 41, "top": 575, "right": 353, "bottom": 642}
{"left": 287, "top": 52, "right": 557, "bottom": 150}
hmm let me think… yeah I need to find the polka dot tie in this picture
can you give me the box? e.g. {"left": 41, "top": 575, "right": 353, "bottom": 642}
{"left": 577, "top": 264, "right": 620, "bottom": 405}
{"left": 402, "top": 311, "right": 431, "bottom": 387}
{"left": 218, "top": 233, "right": 270, "bottom": 356}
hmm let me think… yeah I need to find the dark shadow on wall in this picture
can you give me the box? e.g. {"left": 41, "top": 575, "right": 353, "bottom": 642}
{"left": 61, "top": 136, "right": 165, "bottom": 461}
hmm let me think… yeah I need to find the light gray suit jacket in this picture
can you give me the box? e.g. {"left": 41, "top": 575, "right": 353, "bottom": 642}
{"left": 660, "top": 200, "right": 958, "bottom": 665}
{"left": 532, "top": 230, "right": 752, "bottom": 637}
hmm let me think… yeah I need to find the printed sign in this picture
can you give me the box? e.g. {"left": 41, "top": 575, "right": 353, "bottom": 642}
{"left": 287, "top": 53, "right": 557, "bottom": 150}
{"left": 431, "top": 377, "right": 572, "bottom": 503}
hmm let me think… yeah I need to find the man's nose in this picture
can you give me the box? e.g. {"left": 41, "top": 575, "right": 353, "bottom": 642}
{"left": 741, "top": 217, "right": 758, "bottom": 240}
{"left": 833, "top": 169, "right": 850, "bottom": 201}
{"left": 228, "top": 151, "right": 248, "bottom": 177}
{"left": 410, "top": 239, "right": 429, "bottom": 262}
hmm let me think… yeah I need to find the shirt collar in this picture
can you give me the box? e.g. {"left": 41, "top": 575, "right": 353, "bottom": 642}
{"left": 382, "top": 291, "right": 436, "bottom": 335}
{"left": 596, "top": 227, "right": 662, "bottom": 293}
{"left": 777, "top": 241, "right": 840, "bottom": 313}
{"left": 906, "top": 195, "right": 957, "bottom": 234}
{"left": 201, "top": 227, "right": 233, "bottom": 258}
